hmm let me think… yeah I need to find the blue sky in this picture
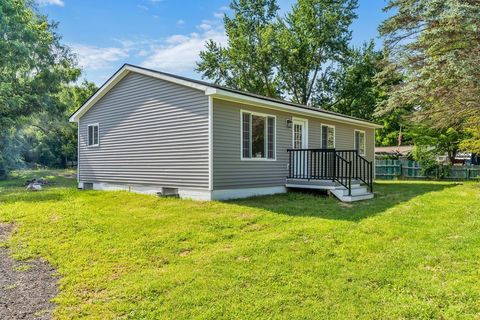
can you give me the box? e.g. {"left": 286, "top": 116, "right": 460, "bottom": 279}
{"left": 37, "top": 0, "right": 389, "bottom": 85}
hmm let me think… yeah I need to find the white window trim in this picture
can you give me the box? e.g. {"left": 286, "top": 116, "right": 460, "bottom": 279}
{"left": 240, "top": 109, "right": 277, "bottom": 161}
{"left": 354, "top": 129, "right": 366, "bottom": 156}
{"left": 321, "top": 124, "right": 336, "bottom": 149}
{"left": 87, "top": 123, "right": 100, "bottom": 147}
{"left": 291, "top": 117, "right": 309, "bottom": 149}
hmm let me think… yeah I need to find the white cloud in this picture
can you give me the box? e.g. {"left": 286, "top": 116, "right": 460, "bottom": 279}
{"left": 176, "top": 19, "right": 186, "bottom": 27}
{"left": 137, "top": 4, "right": 149, "bottom": 11}
{"left": 141, "top": 27, "right": 227, "bottom": 73}
{"left": 72, "top": 9, "right": 228, "bottom": 83}
{"left": 166, "top": 34, "right": 190, "bottom": 44}
{"left": 140, "top": 11, "right": 228, "bottom": 73}
{"left": 213, "top": 12, "right": 224, "bottom": 19}
{"left": 198, "top": 23, "right": 212, "bottom": 31}
{"left": 69, "top": 44, "right": 129, "bottom": 70}
{"left": 36, "top": 0, "right": 64, "bottom": 6}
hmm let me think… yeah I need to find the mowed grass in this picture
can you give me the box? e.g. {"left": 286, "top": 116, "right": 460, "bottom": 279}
{"left": 1, "top": 171, "right": 480, "bottom": 319}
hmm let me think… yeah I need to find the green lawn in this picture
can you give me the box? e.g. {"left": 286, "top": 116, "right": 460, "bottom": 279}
{"left": 1, "top": 170, "right": 480, "bottom": 319}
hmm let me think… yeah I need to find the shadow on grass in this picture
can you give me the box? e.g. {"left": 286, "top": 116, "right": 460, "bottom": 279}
{"left": 228, "top": 181, "right": 458, "bottom": 222}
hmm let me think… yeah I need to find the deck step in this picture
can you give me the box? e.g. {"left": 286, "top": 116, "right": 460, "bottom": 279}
{"left": 335, "top": 186, "right": 368, "bottom": 196}
{"left": 284, "top": 178, "right": 374, "bottom": 202}
{"left": 330, "top": 188, "right": 374, "bottom": 202}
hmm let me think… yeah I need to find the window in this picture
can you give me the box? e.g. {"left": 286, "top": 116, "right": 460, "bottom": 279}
{"left": 321, "top": 125, "right": 335, "bottom": 149}
{"left": 355, "top": 130, "right": 366, "bottom": 155}
{"left": 87, "top": 124, "right": 99, "bottom": 146}
{"left": 241, "top": 111, "right": 275, "bottom": 160}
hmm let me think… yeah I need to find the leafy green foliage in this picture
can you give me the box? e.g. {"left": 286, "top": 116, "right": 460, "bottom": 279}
{"left": 411, "top": 146, "right": 441, "bottom": 177}
{"left": 197, "top": 0, "right": 281, "bottom": 98}
{"left": 1, "top": 171, "right": 480, "bottom": 318}
{"left": 0, "top": 0, "right": 79, "bottom": 126}
{"left": 460, "top": 118, "right": 480, "bottom": 155}
{"left": 276, "top": 0, "right": 357, "bottom": 105}
{"left": 317, "top": 41, "right": 382, "bottom": 120}
{"left": 410, "top": 126, "right": 466, "bottom": 164}
{"left": 197, "top": 0, "right": 358, "bottom": 105}
{"left": 19, "top": 81, "right": 98, "bottom": 168}
{"left": 0, "top": 0, "right": 80, "bottom": 175}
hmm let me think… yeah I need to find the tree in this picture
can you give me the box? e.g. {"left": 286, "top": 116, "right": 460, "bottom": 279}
{"left": 19, "top": 81, "right": 97, "bottom": 168}
{"left": 375, "top": 107, "right": 414, "bottom": 147}
{"left": 276, "top": 0, "right": 357, "bottom": 105}
{"left": 459, "top": 117, "right": 480, "bottom": 155}
{"left": 410, "top": 125, "right": 466, "bottom": 165}
{"left": 197, "top": 0, "right": 281, "bottom": 98}
{"left": 377, "top": 0, "right": 480, "bottom": 129}
{"left": 0, "top": 0, "right": 79, "bottom": 175}
{"left": 315, "top": 41, "right": 382, "bottom": 120}
{"left": 0, "top": 0, "right": 79, "bottom": 125}
{"left": 197, "top": 0, "right": 358, "bottom": 105}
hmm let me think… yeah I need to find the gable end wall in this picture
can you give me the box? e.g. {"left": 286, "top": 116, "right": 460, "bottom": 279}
{"left": 78, "top": 72, "right": 210, "bottom": 190}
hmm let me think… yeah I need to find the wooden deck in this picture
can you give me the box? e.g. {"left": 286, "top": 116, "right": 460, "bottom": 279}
{"left": 287, "top": 149, "right": 374, "bottom": 202}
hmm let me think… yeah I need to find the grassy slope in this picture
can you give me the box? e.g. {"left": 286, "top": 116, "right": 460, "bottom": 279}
{"left": 1, "top": 170, "right": 480, "bottom": 319}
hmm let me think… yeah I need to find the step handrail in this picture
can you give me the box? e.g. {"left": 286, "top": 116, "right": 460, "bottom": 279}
{"left": 355, "top": 152, "right": 373, "bottom": 193}
{"left": 333, "top": 153, "right": 352, "bottom": 196}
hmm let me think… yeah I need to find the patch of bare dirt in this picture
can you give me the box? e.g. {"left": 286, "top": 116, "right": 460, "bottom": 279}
{"left": 0, "top": 224, "right": 58, "bottom": 320}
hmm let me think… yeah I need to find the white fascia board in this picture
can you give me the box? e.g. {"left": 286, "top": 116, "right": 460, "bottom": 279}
{"left": 207, "top": 88, "right": 383, "bottom": 129}
{"left": 125, "top": 65, "right": 209, "bottom": 92}
{"left": 69, "top": 65, "right": 209, "bottom": 123}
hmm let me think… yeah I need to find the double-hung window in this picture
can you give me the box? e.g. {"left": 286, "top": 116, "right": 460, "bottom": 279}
{"left": 355, "top": 130, "right": 366, "bottom": 155}
{"left": 241, "top": 111, "right": 275, "bottom": 160}
{"left": 87, "top": 124, "right": 99, "bottom": 147}
{"left": 321, "top": 124, "right": 335, "bottom": 149}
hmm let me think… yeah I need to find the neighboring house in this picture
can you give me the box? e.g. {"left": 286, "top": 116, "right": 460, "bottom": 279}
{"left": 69, "top": 64, "right": 382, "bottom": 202}
{"left": 375, "top": 145, "right": 414, "bottom": 159}
{"left": 376, "top": 146, "right": 475, "bottom": 166}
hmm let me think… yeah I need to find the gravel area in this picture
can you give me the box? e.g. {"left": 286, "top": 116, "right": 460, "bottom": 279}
{"left": 0, "top": 224, "right": 58, "bottom": 320}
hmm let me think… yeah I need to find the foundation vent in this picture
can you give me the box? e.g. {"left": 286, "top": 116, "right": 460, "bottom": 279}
{"left": 157, "top": 187, "right": 179, "bottom": 198}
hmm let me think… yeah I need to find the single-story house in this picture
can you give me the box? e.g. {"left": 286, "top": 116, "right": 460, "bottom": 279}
{"left": 69, "top": 64, "right": 382, "bottom": 202}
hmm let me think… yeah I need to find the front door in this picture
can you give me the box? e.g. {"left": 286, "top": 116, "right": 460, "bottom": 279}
{"left": 292, "top": 118, "right": 308, "bottom": 176}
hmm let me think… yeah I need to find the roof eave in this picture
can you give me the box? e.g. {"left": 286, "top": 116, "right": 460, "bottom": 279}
{"left": 207, "top": 88, "right": 383, "bottom": 129}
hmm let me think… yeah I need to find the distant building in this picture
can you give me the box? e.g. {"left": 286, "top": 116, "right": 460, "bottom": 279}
{"left": 375, "top": 146, "right": 413, "bottom": 158}
{"left": 375, "top": 145, "right": 476, "bottom": 165}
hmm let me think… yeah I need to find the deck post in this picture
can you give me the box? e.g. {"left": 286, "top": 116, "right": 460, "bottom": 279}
{"left": 348, "top": 161, "right": 352, "bottom": 196}
{"left": 332, "top": 151, "right": 336, "bottom": 182}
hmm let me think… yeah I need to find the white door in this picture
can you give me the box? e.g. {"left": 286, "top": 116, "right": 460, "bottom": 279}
{"left": 292, "top": 119, "right": 308, "bottom": 176}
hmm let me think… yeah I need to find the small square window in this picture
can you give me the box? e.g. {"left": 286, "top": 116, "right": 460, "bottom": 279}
{"left": 87, "top": 124, "right": 99, "bottom": 147}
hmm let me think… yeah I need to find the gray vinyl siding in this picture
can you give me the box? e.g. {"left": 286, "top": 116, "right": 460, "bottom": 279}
{"left": 212, "top": 99, "right": 375, "bottom": 190}
{"left": 78, "top": 72, "right": 209, "bottom": 189}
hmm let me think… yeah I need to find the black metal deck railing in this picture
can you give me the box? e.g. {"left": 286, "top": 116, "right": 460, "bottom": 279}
{"left": 287, "top": 149, "right": 373, "bottom": 196}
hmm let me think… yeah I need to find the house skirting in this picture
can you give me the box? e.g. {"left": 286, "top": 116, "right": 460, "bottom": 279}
{"left": 211, "top": 186, "right": 286, "bottom": 200}
{"left": 78, "top": 182, "right": 286, "bottom": 201}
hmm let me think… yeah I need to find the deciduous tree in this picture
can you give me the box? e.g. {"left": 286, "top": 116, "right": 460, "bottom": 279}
{"left": 0, "top": 0, "right": 79, "bottom": 175}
